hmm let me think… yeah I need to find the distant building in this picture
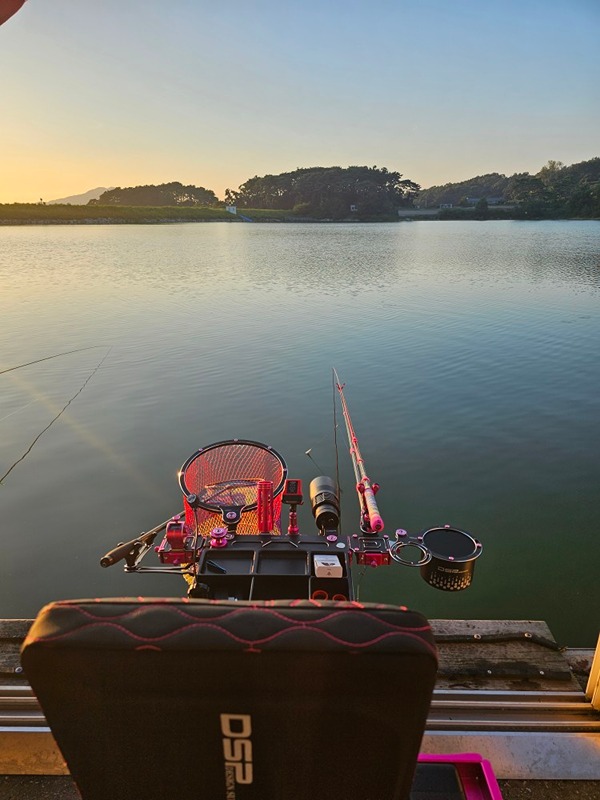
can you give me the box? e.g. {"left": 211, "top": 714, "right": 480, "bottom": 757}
{"left": 225, "top": 205, "right": 237, "bottom": 215}
{"left": 466, "top": 196, "right": 505, "bottom": 206}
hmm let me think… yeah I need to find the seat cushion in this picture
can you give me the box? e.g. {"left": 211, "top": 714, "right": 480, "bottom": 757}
{"left": 22, "top": 598, "right": 437, "bottom": 800}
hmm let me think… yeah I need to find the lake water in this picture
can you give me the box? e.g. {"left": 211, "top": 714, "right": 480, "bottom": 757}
{"left": 1, "top": 221, "right": 599, "bottom": 645}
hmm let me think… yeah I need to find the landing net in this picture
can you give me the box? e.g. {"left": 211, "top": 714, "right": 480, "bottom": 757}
{"left": 179, "top": 440, "right": 287, "bottom": 535}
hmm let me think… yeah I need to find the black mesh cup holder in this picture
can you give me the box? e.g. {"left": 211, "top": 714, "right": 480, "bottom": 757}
{"left": 390, "top": 526, "right": 482, "bottom": 592}
{"left": 419, "top": 526, "right": 482, "bottom": 591}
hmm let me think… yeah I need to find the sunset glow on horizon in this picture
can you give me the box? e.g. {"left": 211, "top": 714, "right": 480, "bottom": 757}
{"left": 1, "top": 0, "right": 598, "bottom": 204}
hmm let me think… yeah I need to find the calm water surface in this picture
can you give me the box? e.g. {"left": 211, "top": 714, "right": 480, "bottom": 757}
{"left": 1, "top": 221, "right": 599, "bottom": 644}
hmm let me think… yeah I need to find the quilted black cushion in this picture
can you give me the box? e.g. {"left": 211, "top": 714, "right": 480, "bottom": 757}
{"left": 22, "top": 598, "right": 437, "bottom": 800}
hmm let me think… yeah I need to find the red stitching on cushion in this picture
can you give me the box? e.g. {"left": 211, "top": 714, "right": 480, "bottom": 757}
{"left": 52, "top": 604, "right": 431, "bottom": 634}
{"left": 28, "top": 620, "right": 437, "bottom": 657}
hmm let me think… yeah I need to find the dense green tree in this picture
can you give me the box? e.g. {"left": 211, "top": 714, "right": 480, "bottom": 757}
{"left": 423, "top": 158, "right": 599, "bottom": 219}
{"left": 227, "top": 166, "right": 419, "bottom": 218}
{"left": 504, "top": 173, "right": 547, "bottom": 203}
{"left": 417, "top": 173, "right": 509, "bottom": 207}
{"left": 512, "top": 159, "right": 600, "bottom": 217}
{"left": 89, "top": 182, "right": 219, "bottom": 206}
{"left": 537, "top": 160, "right": 576, "bottom": 205}
{"left": 566, "top": 184, "right": 600, "bottom": 218}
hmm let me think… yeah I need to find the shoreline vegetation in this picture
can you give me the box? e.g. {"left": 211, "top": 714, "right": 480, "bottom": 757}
{"left": 2, "top": 158, "right": 599, "bottom": 225}
{"left": 1, "top": 203, "right": 597, "bottom": 225}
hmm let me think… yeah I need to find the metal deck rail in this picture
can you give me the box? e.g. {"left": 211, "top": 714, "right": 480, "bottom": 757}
{"left": 1, "top": 619, "right": 599, "bottom": 778}
{"left": 2, "top": 685, "right": 599, "bottom": 731}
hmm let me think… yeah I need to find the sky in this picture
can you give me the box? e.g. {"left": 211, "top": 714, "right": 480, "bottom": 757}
{"left": 0, "top": 0, "right": 598, "bottom": 203}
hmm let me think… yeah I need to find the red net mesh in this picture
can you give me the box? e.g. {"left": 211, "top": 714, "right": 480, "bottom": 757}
{"left": 180, "top": 442, "right": 286, "bottom": 536}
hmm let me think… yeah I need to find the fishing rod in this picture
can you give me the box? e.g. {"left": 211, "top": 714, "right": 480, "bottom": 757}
{"left": 333, "top": 369, "right": 384, "bottom": 533}
{"left": 100, "top": 513, "right": 189, "bottom": 571}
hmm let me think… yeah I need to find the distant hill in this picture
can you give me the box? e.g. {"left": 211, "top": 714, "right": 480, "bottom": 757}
{"left": 48, "top": 187, "right": 113, "bottom": 205}
{"left": 417, "top": 158, "right": 600, "bottom": 209}
{"left": 417, "top": 174, "right": 510, "bottom": 208}
{"left": 419, "top": 158, "right": 600, "bottom": 218}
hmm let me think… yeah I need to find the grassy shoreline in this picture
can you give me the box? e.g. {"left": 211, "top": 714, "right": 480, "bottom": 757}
{"left": 0, "top": 204, "right": 400, "bottom": 224}
{"left": 0, "top": 203, "right": 240, "bottom": 224}
{"left": 1, "top": 203, "right": 596, "bottom": 225}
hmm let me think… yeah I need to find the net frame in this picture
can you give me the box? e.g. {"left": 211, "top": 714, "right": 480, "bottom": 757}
{"left": 179, "top": 440, "right": 288, "bottom": 536}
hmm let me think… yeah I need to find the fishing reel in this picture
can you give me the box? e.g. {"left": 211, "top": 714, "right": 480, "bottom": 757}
{"left": 309, "top": 476, "right": 340, "bottom": 536}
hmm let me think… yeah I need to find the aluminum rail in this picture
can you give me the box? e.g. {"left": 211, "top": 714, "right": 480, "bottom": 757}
{"left": 2, "top": 685, "right": 598, "bottom": 733}
{"left": 1, "top": 684, "right": 599, "bottom": 779}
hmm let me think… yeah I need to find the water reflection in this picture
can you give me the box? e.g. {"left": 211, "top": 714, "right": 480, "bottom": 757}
{"left": 0, "top": 221, "right": 599, "bottom": 643}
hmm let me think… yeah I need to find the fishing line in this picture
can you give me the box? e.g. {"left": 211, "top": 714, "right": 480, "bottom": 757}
{"left": 305, "top": 449, "right": 324, "bottom": 473}
{"left": 0, "top": 347, "right": 112, "bottom": 485}
{"left": 0, "top": 399, "right": 36, "bottom": 424}
{"left": 0, "top": 346, "right": 102, "bottom": 377}
{"left": 354, "top": 565, "right": 367, "bottom": 601}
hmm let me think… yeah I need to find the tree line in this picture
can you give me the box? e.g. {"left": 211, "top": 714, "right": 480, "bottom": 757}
{"left": 81, "top": 159, "right": 600, "bottom": 219}
{"left": 418, "top": 158, "right": 600, "bottom": 218}
{"left": 89, "top": 182, "right": 219, "bottom": 207}
{"left": 87, "top": 167, "right": 420, "bottom": 220}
